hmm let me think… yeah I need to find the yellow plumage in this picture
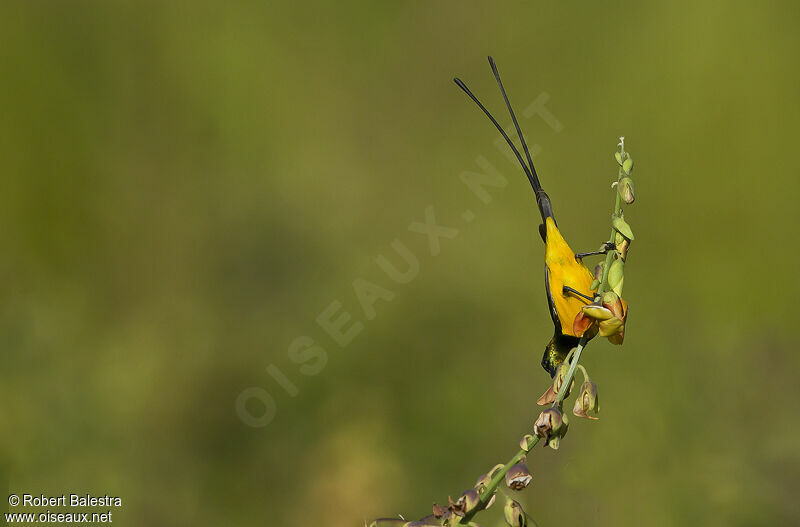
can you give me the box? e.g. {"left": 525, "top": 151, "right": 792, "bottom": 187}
{"left": 544, "top": 217, "right": 596, "bottom": 336}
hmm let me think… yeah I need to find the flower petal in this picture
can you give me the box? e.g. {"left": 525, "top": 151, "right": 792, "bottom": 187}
{"left": 598, "top": 317, "right": 624, "bottom": 337}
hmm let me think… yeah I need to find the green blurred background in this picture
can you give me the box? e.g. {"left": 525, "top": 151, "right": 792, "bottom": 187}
{"left": 2, "top": 1, "right": 799, "bottom": 525}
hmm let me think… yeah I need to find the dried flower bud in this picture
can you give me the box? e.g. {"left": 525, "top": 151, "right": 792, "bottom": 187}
{"left": 554, "top": 362, "right": 573, "bottom": 397}
{"left": 449, "top": 489, "right": 481, "bottom": 516}
{"left": 534, "top": 408, "right": 558, "bottom": 438}
{"left": 572, "top": 380, "right": 600, "bottom": 420}
{"left": 505, "top": 462, "right": 533, "bottom": 490}
{"left": 534, "top": 407, "right": 568, "bottom": 448}
{"left": 432, "top": 503, "right": 450, "bottom": 519}
{"left": 537, "top": 362, "right": 572, "bottom": 405}
{"left": 503, "top": 499, "right": 527, "bottom": 527}
{"left": 536, "top": 386, "right": 555, "bottom": 406}
{"left": 519, "top": 434, "right": 535, "bottom": 452}
{"left": 618, "top": 176, "right": 635, "bottom": 204}
{"left": 474, "top": 473, "right": 491, "bottom": 491}
{"left": 472, "top": 473, "right": 496, "bottom": 508}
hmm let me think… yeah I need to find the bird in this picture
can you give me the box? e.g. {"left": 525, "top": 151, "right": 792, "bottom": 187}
{"left": 454, "top": 57, "right": 608, "bottom": 377}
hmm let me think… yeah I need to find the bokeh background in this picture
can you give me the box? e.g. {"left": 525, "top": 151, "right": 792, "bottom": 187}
{"left": 2, "top": 1, "right": 799, "bottom": 526}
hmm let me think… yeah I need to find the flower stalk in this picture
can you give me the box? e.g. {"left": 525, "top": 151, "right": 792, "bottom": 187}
{"left": 371, "top": 137, "right": 636, "bottom": 527}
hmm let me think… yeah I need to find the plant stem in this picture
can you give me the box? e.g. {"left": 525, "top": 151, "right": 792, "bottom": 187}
{"left": 456, "top": 142, "right": 627, "bottom": 526}
{"left": 553, "top": 150, "right": 624, "bottom": 408}
{"left": 458, "top": 439, "right": 536, "bottom": 524}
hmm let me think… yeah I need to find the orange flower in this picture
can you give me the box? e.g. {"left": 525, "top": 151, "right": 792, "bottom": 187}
{"left": 572, "top": 292, "right": 628, "bottom": 344}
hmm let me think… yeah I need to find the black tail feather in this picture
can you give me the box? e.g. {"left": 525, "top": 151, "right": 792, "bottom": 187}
{"left": 454, "top": 61, "right": 555, "bottom": 224}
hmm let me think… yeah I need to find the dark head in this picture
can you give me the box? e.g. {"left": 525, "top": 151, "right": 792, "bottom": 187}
{"left": 541, "top": 334, "right": 580, "bottom": 377}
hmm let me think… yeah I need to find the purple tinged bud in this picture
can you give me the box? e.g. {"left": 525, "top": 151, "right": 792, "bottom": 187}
{"left": 572, "top": 380, "right": 600, "bottom": 420}
{"left": 534, "top": 407, "right": 568, "bottom": 448}
{"left": 593, "top": 262, "right": 605, "bottom": 282}
{"left": 505, "top": 462, "right": 533, "bottom": 490}
{"left": 449, "top": 488, "right": 481, "bottom": 516}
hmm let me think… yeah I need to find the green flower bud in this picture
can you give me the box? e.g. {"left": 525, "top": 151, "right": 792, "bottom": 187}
{"left": 618, "top": 176, "right": 635, "bottom": 204}
{"left": 612, "top": 215, "right": 635, "bottom": 240}
{"left": 503, "top": 499, "right": 527, "bottom": 527}
{"left": 614, "top": 151, "right": 623, "bottom": 166}
{"left": 602, "top": 290, "right": 619, "bottom": 305}
{"left": 572, "top": 380, "right": 600, "bottom": 420}
{"left": 590, "top": 278, "right": 600, "bottom": 290}
{"left": 505, "top": 459, "right": 533, "bottom": 490}
{"left": 611, "top": 277, "right": 624, "bottom": 298}
{"left": 622, "top": 156, "right": 633, "bottom": 175}
{"left": 519, "top": 434, "right": 535, "bottom": 452}
{"left": 607, "top": 258, "right": 624, "bottom": 297}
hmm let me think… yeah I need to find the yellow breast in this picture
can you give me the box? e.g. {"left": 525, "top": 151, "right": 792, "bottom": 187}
{"left": 544, "top": 217, "right": 596, "bottom": 336}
